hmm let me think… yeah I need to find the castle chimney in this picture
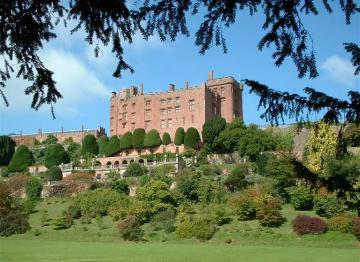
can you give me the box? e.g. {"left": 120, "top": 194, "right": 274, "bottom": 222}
{"left": 139, "top": 83, "right": 144, "bottom": 95}
{"left": 185, "top": 81, "right": 189, "bottom": 89}
{"left": 169, "top": 84, "right": 175, "bottom": 92}
{"left": 208, "top": 70, "right": 214, "bottom": 80}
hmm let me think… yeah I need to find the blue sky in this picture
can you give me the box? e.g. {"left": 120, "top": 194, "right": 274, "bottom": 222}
{"left": 0, "top": 4, "right": 359, "bottom": 136}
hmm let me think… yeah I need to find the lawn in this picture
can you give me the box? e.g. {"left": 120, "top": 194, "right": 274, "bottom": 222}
{"left": 1, "top": 239, "right": 359, "bottom": 262}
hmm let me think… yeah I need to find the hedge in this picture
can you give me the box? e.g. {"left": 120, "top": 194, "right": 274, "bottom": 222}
{"left": 184, "top": 127, "right": 201, "bottom": 148}
{"left": 174, "top": 127, "right": 185, "bottom": 145}
{"left": 144, "top": 129, "right": 162, "bottom": 148}
{"left": 44, "top": 144, "right": 69, "bottom": 168}
{"left": 119, "top": 132, "right": 133, "bottom": 150}
{"left": 132, "top": 128, "right": 146, "bottom": 150}
{"left": 162, "top": 132, "right": 171, "bottom": 145}
{"left": 8, "top": 145, "right": 34, "bottom": 172}
{"left": 81, "top": 135, "right": 99, "bottom": 156}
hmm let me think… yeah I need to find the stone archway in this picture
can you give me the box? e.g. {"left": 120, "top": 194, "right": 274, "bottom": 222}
{"left": 114, "top": 161, "right": 120, "bottom": 167}
{"left": 122, "top": 159, "right": 128, "bottom": 166}
{"left": 106, "top": 161, "right": 112, "bottom": 167}
{"left": 138, "top": 159, "right": 145, "bottom": 165}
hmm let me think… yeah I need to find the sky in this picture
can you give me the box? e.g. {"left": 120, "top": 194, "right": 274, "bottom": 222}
{"left": 0, "top": 3, "right": 359, "bottom": 136}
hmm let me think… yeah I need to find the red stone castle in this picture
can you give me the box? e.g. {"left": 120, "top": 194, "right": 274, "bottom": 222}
{"left": 110, "top": 71, "right": 243, "bottom": 138}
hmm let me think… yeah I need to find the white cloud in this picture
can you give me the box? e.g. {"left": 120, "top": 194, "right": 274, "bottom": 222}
{"left": 1, "top": 48, "right": 111, "bottom": 118}
{"left": 321, "top": 55, "right": 359, "bottom": 86}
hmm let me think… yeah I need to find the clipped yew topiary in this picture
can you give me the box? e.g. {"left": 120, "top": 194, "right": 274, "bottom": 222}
{"left": 162, "top": 132, "right": 171, "bottom": 145}
{"left": 0, "top": 136, "right": 16, "bottom": 166}
{"left": 81, "top": 134, "right": 99, "bottom": 156}
{"left": 202, "top": 117, "right": 226, "bottom": 148}
{"left": 107, "top": 136, "right": 121, "bottom": 156}
{"left": 184, "top": 127, "right": 201, "bottom": 148}
{"left": 119, "top": 132, "right": 133, "bottom": 150}
{"left": 97, "top": 136, "right": 109, "bottom": 156}
{"left": 44, "top": 144, "right": 69, "bottom": 168}
{"left": 144, "top": 129, "right": 162, "bottom": 148}
{"left": 8, "top": 145, "right": 34, "bottom": 172}
{"left": 132, "top": 128, "right": 146, "bottom": 150}
{"left": 45, "top": 166, "right": 63, "bottom": 181}
{"left": 174, "top": 127, "right": 185, "bottom": 146}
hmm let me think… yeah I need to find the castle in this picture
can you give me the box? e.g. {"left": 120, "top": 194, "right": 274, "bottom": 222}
{"left": 110, "top": 71, "right": 243, "bottom": 138}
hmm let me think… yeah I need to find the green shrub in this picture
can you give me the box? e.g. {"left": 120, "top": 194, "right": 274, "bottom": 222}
{"left": 0, "top": 209, "right": 30, "bottom": 236}
{"left": 106, "top": 136, "right": 121, "bottom": 156}
{"left": 44, "top": 144, "right": 69, "bottom": 168}
{"left": 314, "top": 194, "right": 344, "bottom": 218}
{"left": 327, "top": 213, "right": 354, "bottom": 233}
{"left": 97, "top": 136, "right": 109, "bottom": 156}
{"left": 125, "top": 162, "right": 145, "bottom": 177}
{"left": 212, "top": 205, "right": 232, "bottom": 225}
{"left": 352, "top": 217, "right": 360, "bottom": 240}
{"left": 21, "top": 199, "right": 36, "bottom": 214}
{"left": 162, "top": 132, "right": 171, "bottom": 145}
{"left": 25, "top": 177, "right": 42, "bottom": 201}
{"left": 224, "top": 164, "right": 249, "bottom": 192}
{"left": 132, "top": 128, "right": 146, "bottom": 150}
{"left": 53, "top": 210, "right": 74, "bottom": 230}
{"left": 287, "top": 186, "right": 313, "bottom": 210}
{"left": 112, "top": 179, "right": 130, "bottom": 195}
{"left": 139, "top": 174, "right": 151, "bottom": 186}
{"left": 292, "top": 215, "right": 327, "bottom": 236}
{"left": 184, "top": 127, "right": 201, "bottom": 148}
{"left": 74, "top": 188, "right": 123, "bottom": 218}
{"left": 120, "top": 132, "right": 133, "bottom": 150}
{"left": 175, "top": 168, "right": 201, "bottom": 202}
{"left": 81, "top": 134, "right": 99, "bottom": 156}
{"left": 8, "top": 145, "right": 34, "bottom": 172}
{"left": 67, "top": 205, "right": 81, "bottom": 219}
{"left": 174, "top": 127, "right": 185, "bottom": 145}
{"left": 256, "top": 195, "right": 285, "bottom": 227}
{"left": 144, "top": 129, "right": 162, "bottom": 148}
{"left": 0, "top": 136, "right": 16, "bottom": 166}
{"left": 108, "top": 198, "right": 130, "bottom": 221}
{"left": 40, "top": 210, "right": 48, "bottom": 226}
{"left": 118, "top": 215, "right": 143, "bottom": 241}
{"left": 202, "top": 117, "right": 226, "bottom": 149}
{"left": 126, "top": 200, "right": 153, "bottom": 224}
{"left": 344, "top": 123, "right": 360, "bottom": 147}
{"left": 229, "top": 193, "right": 257, "bottom": 220}
{"left": 45, "top": 166, "right": 63, "bottom": 181}
{"left": 150, "top": 209, "right": 176, "bottom": 233}
{"left": 199, "top": 165, "right": 222, "bottom": 176}
{"left": 42, "top": 135, "right": 58, "bottom": 145}
{"left": 176, "top": 215, "right": 216, "bottom": 241}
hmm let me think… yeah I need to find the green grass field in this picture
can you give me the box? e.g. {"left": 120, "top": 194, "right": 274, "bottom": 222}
{"left": 1, "top": 197, "right": 359, "bottom": 261}
{"left": 1, "top": 239, "right": 360, "bottom": 262}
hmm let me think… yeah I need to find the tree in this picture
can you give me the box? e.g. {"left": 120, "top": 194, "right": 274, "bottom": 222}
{"left": 125, "top": 162, "right": 145, "bottom": 177}
{"left": 224, "top": 164, "right": 250, "bottom": 192}
{"left": 81, "top": 135, "right": 98, "bottom": 156}
{"left": 1, "top": 1, "right": 358, "bottom": 123}
{"left": 119, "top": 132, "right": 133, "bottom": 151}
{"left": 162, "top": 132, "right": 171, "bottom": 145}
{"left": 202, "top": 117, "right": 226, "bottom": 149}
{"left": 112, "top": 180, "right": 130, "bottom": 195}
{"left": 344, "top": 124, "right": 360, "bottom": 147}
{"left": 107, "top": 136, "right": 121, "bottom": 156}
{"left": 97, "top": 136, "right": 109, "bottom": 156}
{"left": 42, "top": 135, "right": 58, "bottom": 145}
{"left": 174, "top": 127, "right": 185, "bottom": 146}
{"left": 8, "top": 145, "right": 34, "bottom": 172}
{"left": 0, "top": 136, "right": 15, "bottom": 166}
{"left": 25, "top": 177, "right": 42, "bottom": 201}
{"left": 132, "top": 128, "right": 146, "bottom": 150}
{"left": 45, "top": 166, "right": 63, "bottom": 181}
{"left": 66, "top": 142, "right": 81, "bottom": 162}
{"left": 184, "top": 128, "right": 201, "bottom": 148}
{"left": 144, "top": 129, "right": 162, "bottom": 148}
{"left": 304, "top": 122, "right": 337, "bottom": 175}
{"left": 44, "top": 144, "right": 69, "bottom": 168}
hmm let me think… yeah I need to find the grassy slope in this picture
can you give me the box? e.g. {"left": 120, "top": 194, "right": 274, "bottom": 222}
{"left": 1, "top": 239, "right": 360, "bottom": 262}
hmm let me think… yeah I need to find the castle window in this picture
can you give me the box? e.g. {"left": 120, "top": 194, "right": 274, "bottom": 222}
{"left": 220, "top": 87, "right": 225, "bottom": 95}
{"left": 110, "top": 116, "right": 114, "bottom": 120}
{"left": 175, "top": 106, "right": 180, "bottom": 113}
{"left": 167, "top": 119, "right": 173, "bottom": 128}
{"left": 175, "top": 97, "right": 180, "bottom": 104}
{"left": 122, "top": 104, "right": 128, "bottom": 110}
{"left": 123, "top": 112, "right": 127, "bottom": 121}
{"left": 167, "top": 107, "right": 172, "bottom": 114}
{"left": 160, "top": 99, "right": 166, "bottom": 105}
{"left": 131, "top": 123, "right": 135, "bottom": 130}
{"left": 146, "top": 100, "right": 151, "bottom": 106}
{"left": 189, "top": 100, "right": 195, "bottom": 111}
{"left": 167, "top": 98, "right": 172, "bottom": 104}
{"left": 145, "top": 121, "right": 151, "bottom": 129}
{"left": 161, "top": 120, "right": 166, "bottom": 129}
{"left": 160, "top": 109, "right": 166, "bottom": 116}
{"left": 146, "top": 109, "right": 151, "bottom": 116}
{"left": 131, "top": 112, "right": 136, "bottom": 118}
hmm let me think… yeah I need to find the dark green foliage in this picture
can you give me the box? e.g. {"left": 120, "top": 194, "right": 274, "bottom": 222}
{"left": 229, "top": 193, "right": 256, "bottom": 220}
{"left": 176, "top": 214, "right": 216, "bottom": 241}
{"left": 256, "top": 195, "right": 285, "bottom": 227}
{"left": 67, "top": 205, "right": 81, "bottom": 219}
{"left": 66, "top": 142, "right": 81, "bottom": 162}
{"left": 112, "top": 180, "right": 130, "bottom": 195}
{"left": 132, "top": 128, "right": 146, "bottom": 150}
{"left": 53, "top": 210, "right": 74, "bottom": 230}
{"left": 213, "top": 127, "right": 243, "bottom": 153}
{"left": 45, "top": 166, "right": 63, "bottom": 181}
{"left": 314, "top": 195, "right": 344, "bottom": 218}
{"left": 107, "top": 136, "right": 121, "bottom": 156}
{"left": 150, "top": 209, "right": 176, "bottom": 233}
{"left": 292, "top": 215, "right": 327, "bottom": 236}
{"left": 175, "top": 169, "right": 201, "bottom": 202}
{"left": 352, "top": 217, "right": 360, "bottom": 240}
{"left": 144, "top": 129, "right": 162, "bottom": 148}
{"left": 202, "top": 117, "right": 226, "bottom": 149}
{"left": 0, "top": 136, "right": 16, "bottom": 166}
{"left": 97, "top": 136, "right": 109, "bottom": 156}
{"left": 118, "top": 215, "right": 144, "bottom": 241}
{"left": 212, "top": 205, "right": 232, "bottom": 225}
{"left": 184, "top": 128, "right": 201, "bottom": 148}
{"left": 162, "top": 132, "right": 171, "bottom": 145}
{"left": 44, "top": 144, "right": 69, "bottom": 168}
{"left": 42, "top": 135, "right": 58, "bottom": 145}
{"left": 198, "top": 165, "right": 222, "bottom": 177}
{"left": 119, "top": 132, "right": 133, "bottom": 150}
{"left": 8, "top": 145, "right": 34, "bottom": 172}
{"left": 125, "top": 162, "right": 145, "bottom": 177}
{"left": 224, "top": 164, "right": 249, "bottom": 192}
{"left": 237, "top": 125, "right": 276, "bottom": 161}
{"left": 287, "top": 186, "right": 313, "bottom": 210}
{"left": 25, "top": 177, "right": 42, "bottom": 201}
{"left": 74, "top": 188, "right": 123, "bottom": 218}
{"left": 174, "top": 127, "right": 185, "bottom": 146}
{"left": 81, "top": 135, "right": 99, "bottom": 156}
